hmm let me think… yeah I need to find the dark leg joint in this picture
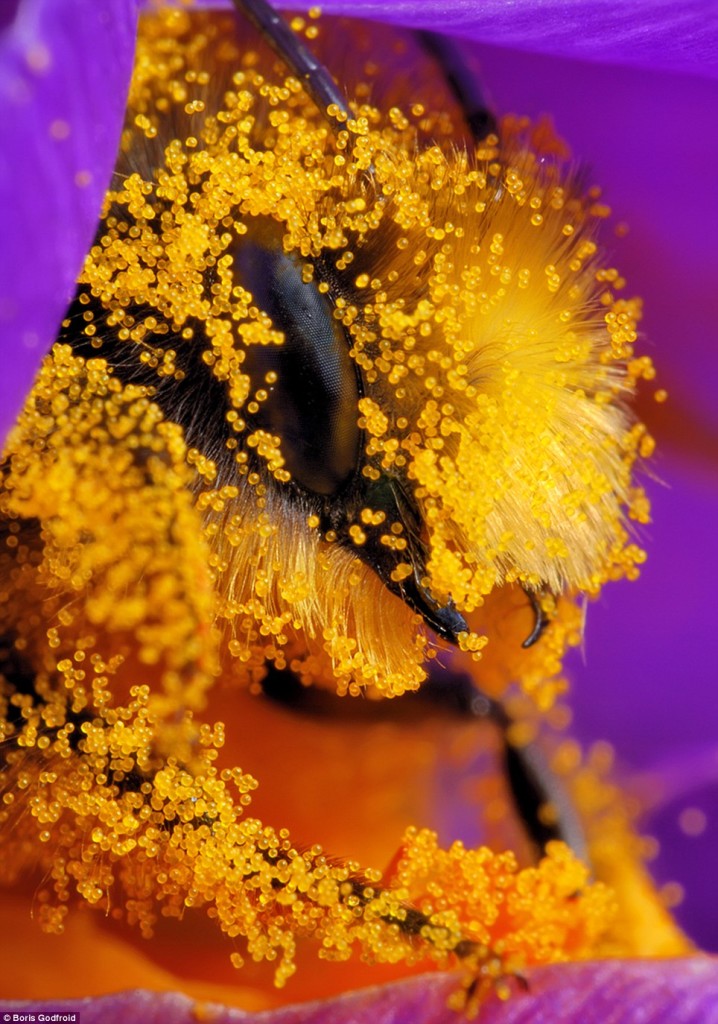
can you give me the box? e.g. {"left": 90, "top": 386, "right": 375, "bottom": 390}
{"left": 521, "top": 587, "right": 550, "bottom": 648}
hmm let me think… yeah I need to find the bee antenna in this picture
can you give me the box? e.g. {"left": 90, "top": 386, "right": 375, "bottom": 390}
{"left": 231, "top": 0, "right": 351, "bottom": 129}
{"left": 417, "top": 31, "right": 498, "bottom": 142}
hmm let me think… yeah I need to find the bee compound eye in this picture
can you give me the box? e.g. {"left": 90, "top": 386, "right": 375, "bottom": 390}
{"left": 235, "top": 239, "right": 361, "bottom": 496}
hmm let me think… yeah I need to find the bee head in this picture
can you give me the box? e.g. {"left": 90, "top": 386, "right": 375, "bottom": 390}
{"left": 65, "top": 10, "right": 652, "bottom": 698}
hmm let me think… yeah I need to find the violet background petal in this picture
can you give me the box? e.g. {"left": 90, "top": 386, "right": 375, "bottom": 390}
{"left": 3, "top": 959, "right": 718, "bottom": 1024}
{"left": 0, "top": 0, "right": 139, "bottom": 446}
{"left": 189, "top": 0, "right": 718, "bottom": 79}
{"left": 570, "top": 463, "right": 718, "bottom": 950}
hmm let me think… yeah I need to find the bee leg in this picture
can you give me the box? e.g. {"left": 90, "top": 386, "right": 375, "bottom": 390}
{"left": 475, "top": 691, "right": 589, "bottom": 862}
{"left": 230, "top": 0, "right": 350, "bottom": 125}
{"left": 416, "top": 31, "right": 498, "bottom": 141}
{"left": 502, "top": 723, "right": 589, "bottom": 860}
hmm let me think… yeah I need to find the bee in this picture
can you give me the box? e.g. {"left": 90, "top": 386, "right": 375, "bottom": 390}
{"left": 0, "top": 0, "right": 655, "bottom": 1005}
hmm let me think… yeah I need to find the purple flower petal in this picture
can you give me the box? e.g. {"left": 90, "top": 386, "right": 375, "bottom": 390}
{"left": 0, "top": 2, "right": 21, "bottom": 34}
{"left": 0, "top": 0, "right": 139, "bottom": 447}
{"left": 567, "top": 356, "right": 718, "bottom": 950}
{"left": 3, "top": 959, "right": 718, "bottom": 1023}
{"left": 190, "top": 0, "right": 718, "bottom": 79}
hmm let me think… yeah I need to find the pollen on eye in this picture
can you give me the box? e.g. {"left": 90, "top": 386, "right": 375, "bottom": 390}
{"left": 348, "top": 524, "right": 367, "bottom": 545}
{"left": 390, "top": 562, "right": 412, "bottom": 582}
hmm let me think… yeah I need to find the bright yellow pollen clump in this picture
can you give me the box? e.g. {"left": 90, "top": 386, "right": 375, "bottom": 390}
{"left": 0, "top": 7, "right": 659, "bottom": 1006}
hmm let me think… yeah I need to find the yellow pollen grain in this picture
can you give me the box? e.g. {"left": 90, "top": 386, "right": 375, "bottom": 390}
{"left": 49, "top": 119, "right": 71, "bottom": 140}
{"left": 678, "top": 807, "right": 707, "bottom": 837}
{"left": 26, "top": 42, "right": 51, "bottom": 72}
